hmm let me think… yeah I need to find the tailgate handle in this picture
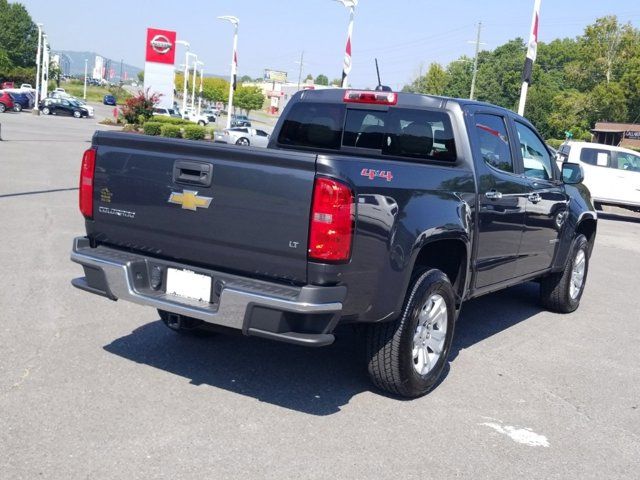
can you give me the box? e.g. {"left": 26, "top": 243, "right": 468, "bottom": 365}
{"left": 173, "top": 160, "right": 212, "bottom": 187}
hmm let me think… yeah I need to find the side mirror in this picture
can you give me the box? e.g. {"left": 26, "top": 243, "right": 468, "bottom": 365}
{"left": 562, "top": 162, "right": 584, "bottom": 184}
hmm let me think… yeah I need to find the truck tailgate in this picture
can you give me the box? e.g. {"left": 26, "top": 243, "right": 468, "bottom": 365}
{"left": 88, "top": 131, "right": 316, "bottom": 284}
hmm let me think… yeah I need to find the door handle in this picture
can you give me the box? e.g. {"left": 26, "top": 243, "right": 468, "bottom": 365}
{"left": 485, "top": 189, "right": 503, "bottom": 200}
{"left": 528, "top": 192, "right": 542, "bottom": 203}
{"left": 173, "top": 160, "right": 213, "bottom": 187}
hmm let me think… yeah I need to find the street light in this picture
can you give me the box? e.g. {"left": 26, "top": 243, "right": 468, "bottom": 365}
{"left": 334, "top": 0, "right": 358, "bottom": 88}
{"left": 196, "top": 61, "right": 205, "bottom": 117}
{"left": 41, "top": 34, "right": 49, "bottom": 101}
{"left": 83, "top": 58, "right": 88, "bottom": 100}
{"left": 33, "top": 23, "right": 43, "bottom": 114}
{"left": 175, "top": 40, "right": 190, "bottom": 117}
{"left": 218, "top": 15, "right": 239, "bottom": 129}
{"left": 190, "top": 56, "right": 199, "bottom": 113}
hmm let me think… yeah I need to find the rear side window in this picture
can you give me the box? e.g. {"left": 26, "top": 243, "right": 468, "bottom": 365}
{"left": 383, "top": 109, "right": 457, "bottom": 162}
{"left": 278, "top": 103, "right": 345, "bottom": 150}
{"left": 475, "top": 114, "right": 513, "bottom": 173}
{"left": 580, "top": 148, "right": 611, "bottom": 167}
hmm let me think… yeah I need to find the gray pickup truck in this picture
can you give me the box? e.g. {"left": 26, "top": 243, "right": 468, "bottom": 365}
{"left": 71, "top": 89, "right": 597, "bottom": 397}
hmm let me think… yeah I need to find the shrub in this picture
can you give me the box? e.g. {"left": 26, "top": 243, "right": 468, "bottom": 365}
{"left": 546, "top": 138, "right": 564, "bottom": 149}
{"left": 151, "top": 116, "right": 191, "bottom": 125}
{"left": 183, "top": 125, "right": 206, "bottom": 140}
{"left": 143, "top": 122, "right": 162, "bottom": 136}
{"left": 160, "top": 124, "right": 182, "bottom": 138}
{"left": 122, "top": 124, "right": 138, "bottom": 133}
{"left": 120, "top": 88, "right": 161, "bottom": 124}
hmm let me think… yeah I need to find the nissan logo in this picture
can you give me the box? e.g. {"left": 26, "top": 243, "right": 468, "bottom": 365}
{"left": 150, "top": 34, "right": 172, "bottom": 54}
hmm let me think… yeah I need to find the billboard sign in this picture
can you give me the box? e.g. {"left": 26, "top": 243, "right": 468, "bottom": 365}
{"left": 143, "top": 27, "right": 177, "bottom": 109}
{"left": 264, "top": 69, "right": 287, "bottom": 83}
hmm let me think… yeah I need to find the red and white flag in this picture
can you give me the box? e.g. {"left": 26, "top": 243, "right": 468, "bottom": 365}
{"left": 522, "top": 0, "right": 541, "bottom": 84}
{"left": 340, "top": 0, "right": 357, "bottom": 88}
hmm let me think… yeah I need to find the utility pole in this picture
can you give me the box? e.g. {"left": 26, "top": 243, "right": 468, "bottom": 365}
{"left": 33, "top": 23, "right": 43, "bottom": 114}
{"left": 83, "top": 59, "right": 88, "bottom": 100}
{"left": 119, "top": 59, "right": 123, "bottom": 85}
{"left": 296, "top": 51, "right": 305, "bottom": 90}
{"left": 469, "top": 22, "right": 482, "bottom": 100}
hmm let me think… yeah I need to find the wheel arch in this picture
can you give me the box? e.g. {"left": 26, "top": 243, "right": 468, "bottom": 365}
{"left": 576, "top": 215, "right": 597, "bottom": 257}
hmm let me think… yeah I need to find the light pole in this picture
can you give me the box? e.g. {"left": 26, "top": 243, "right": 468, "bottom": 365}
{"left": 190, "top": 55, "right": 199, "bottom": 113}
{"left": 33, "top": 23, "right": 43, "bottom": 114}
{"left": 218, "top": 15, "right": 239, "bottom": 129}
{"left": 334, "top": 0, "right": 358, "bottom": 88}
{"left": 175, "top": 40, "right": 190, "bottom": 116}
{"left": 197, "top": 61, "right": 205, "bottom": 117}
{"left": 41, "top": 34, "right": 49, "bottom": 101}
{"left": 83, "top": 59, "right": 88, "bottom": 100}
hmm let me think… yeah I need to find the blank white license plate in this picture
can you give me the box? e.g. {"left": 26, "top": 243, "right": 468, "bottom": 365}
{"left": 165, "top": 268, "right": 212, "bottom": 302}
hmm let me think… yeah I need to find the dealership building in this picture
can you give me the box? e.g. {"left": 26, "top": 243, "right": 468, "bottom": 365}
{"left": 592, "top": 122, "right": 640, "bottom": 150}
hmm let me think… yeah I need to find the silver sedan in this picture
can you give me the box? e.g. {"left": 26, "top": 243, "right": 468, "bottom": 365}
{"left": 214, "top": 127, "right": 271, "bottom": 147}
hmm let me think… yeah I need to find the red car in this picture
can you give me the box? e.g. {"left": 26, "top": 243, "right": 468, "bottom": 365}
{"left": 0, "top": 90, "right": 15, "bottom": 113}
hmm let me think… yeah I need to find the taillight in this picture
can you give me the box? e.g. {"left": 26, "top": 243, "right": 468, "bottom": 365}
{"left": 309, "top": 177, "right": 354, "bottom": 262}
{"left": 343, "top": 90, "right": 397, "bottom": 105}
{"left": 79, "top": 148, "right": 96, "bottom": 218}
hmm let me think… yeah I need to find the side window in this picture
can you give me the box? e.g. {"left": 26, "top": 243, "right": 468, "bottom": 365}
{"left": 515, "top": 122, "right": 554, "bottom": 180}
{"left": 256, "top": 130, "right": 269, "bottom": 137}
{"left": 475, "top": 114, "right": 513, "bottom": 173}
{"left": 615, "top": 153, "right": 640, "bottom": 172}
{"left": 384, "top": 108, "right": 457, "bottom": 162}
{"left": 277, "top": 102, "right": 345, "bottom": 151}
{"left": 580, "top": 148, "right": 611, "bottom": 167}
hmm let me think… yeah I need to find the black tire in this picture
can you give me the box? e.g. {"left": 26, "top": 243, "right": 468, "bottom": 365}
{"left": 198, "top": 120, "right": 206, "bottom": 126}
{"left": 365, "top": 269, "right": 456, "bottom": 398}
{"left": 158, "top": 310, "right": 214, "bottom": 336}
{"left": 540, "top": 234, "right": 589, "bottom": 313}
{"left": 236, "top": 137, "right": 250, "bottom": 146}
{"left": 0, "top": 103, "right": 6, "bottom": 113}
{"left": 42, "top": 106, "right": 50, "bottom": 115}
{"left": 13, "top": 103, "right": 22, "bottom": 112}
{"left": 73, "top": 110, "right": 82, "bottom": 118}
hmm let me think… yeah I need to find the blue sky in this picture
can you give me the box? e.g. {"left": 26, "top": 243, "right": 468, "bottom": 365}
{"left": 20, "top": 0, "right": 640, "bottom": 89}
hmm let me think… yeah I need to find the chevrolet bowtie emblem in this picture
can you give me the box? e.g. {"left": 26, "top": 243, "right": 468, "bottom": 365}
{"left": 168, "top": 190, "right": 212, "bottom": 211}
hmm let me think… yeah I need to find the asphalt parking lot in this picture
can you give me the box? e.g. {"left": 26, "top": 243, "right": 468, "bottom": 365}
{"left": 1, "top": 109, "right": 639, "bottom": 479}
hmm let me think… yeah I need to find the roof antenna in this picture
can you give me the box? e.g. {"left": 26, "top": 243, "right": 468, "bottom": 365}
{"left": 374, "top": 58, "right": 392, "bottom": 92}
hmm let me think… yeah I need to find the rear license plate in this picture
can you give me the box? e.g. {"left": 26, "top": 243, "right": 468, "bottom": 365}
{"left": 166, "top": 268, "right": 212, "bottom": 303}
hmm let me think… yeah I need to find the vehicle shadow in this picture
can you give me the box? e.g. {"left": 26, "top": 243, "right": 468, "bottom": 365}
{"left": 103, "top": 283, "right": 543, "bottom": 416}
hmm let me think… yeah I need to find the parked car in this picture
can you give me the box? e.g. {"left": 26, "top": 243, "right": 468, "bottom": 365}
{"left": 20, "top": 83, "right": 33, "bottom": 90}
{"left": 182, "top": 108, "right": 210, "bottom": 126}
{"left": 8, "top": 91, "right": 33, "bottom": 111}
{"left": 103, "top": 94, "right": 117, "bottom": 106}
{"left": 53, "top": 87, "right": 66, "bottom": 93}
{"left": 230, "top": 114, "right": 251, "bottom": 127}
{"left": 0, "top": 90, "right": 14, "bottom": 112}
{"left": 557, "top": 141, "right": 640, "bottom": 212}
{"left": 214, "top": 127, "right": 270, "bottom": 147}
{"left": 73, "top": 99, "right": 94, "bottom": 117}
{"left": 71, "top": 88, "right": 597, "bottom": 398}
{"left": 152, "top": 107, "right": 181, "bottom": 118}
{"left": 40, "top": 97, "right": 89, "bottom": 118}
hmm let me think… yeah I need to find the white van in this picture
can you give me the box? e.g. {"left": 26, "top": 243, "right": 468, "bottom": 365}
{"left": 557, "top": 141, "right": 640, "bottom": 211}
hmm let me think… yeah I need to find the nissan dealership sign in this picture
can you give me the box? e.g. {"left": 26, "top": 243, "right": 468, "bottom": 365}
{"left": 143, "top": 27, "right": 177, "bottom": 109}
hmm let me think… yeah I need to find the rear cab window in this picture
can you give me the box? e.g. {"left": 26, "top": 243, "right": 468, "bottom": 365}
{"left": 277, "top": 101, "right": 457, "bottom": 162}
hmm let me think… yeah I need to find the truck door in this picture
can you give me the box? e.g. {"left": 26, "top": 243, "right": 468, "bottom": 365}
{"left": 470, "top": 112, "right": 528, "bottom": 288}
{"left": 513, "top": 121, "right": 569, "bottom": 275}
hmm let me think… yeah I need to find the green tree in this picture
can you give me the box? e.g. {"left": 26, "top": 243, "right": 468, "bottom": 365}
{"left": 176, "top": 74, "right": 229, "bottom": 103}
{"left": 548, "top": 90, "right": 591, "bottom": 139}
{"left": 589, "top": 82, "right": 628, "bottom": 123}
{"left": 234, "top": 85, "right": 265, "bottom": 115}
{"left": 305, "top": 73, "right": 313, "bottom": 81}
{"left": 0, "top": 0, "right": 38, "bottom": 68}
{"left": 137, "top": 71, "right": 144, "bottom": 83}
{"left": 443, "top": 57, "right": 473, "bottom": 99}
{"left": 422, "top": 63, "right": 448, "bottom": 95}
{"left": 315, "top": 74, "right": 329, "bottom": 85}
{"left": 240, "top": 74, "right": 253, "bottom": 83}
{"left": 330, "top": 78, "right": 341, "bottom": 86}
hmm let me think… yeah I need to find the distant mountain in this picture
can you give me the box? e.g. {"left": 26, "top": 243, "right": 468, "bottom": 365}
{"left": 55, "top": 50, "right": 142, "bottom": 80}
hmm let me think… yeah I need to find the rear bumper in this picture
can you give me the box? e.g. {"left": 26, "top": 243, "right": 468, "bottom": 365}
{"left": 70, "top": 237, "right": 345, "bottom": 346}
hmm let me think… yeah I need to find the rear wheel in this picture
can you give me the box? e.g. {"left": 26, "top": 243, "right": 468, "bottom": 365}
{"left": 198, "top": 120, "right": 206, "bottom": 126}
{"left": 0, "top": 103, "right": 6, "bottom": 113}
{"left": 236, "top": 137, "right": 250, "bottom": 146}
{"left": 42, "top": 106, "right": 50, "bottom": 115}
{"left": 540, "top": 234, "right": 589, "bottom": 313}
{"left": 73, "top": 110, "right": 82, "bottom": 118}
{"left": 365, "top": 269, "right": 456, "bottom": 398}
{"left": 13, "top": 103, "right": 22, "bottom": 112}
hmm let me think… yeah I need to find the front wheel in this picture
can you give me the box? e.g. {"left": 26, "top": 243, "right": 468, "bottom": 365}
{"left": 236, "top": 137, "right": 250, "bottom": 146}
{"left": 13, "top": 103, "right": 22, "bottom": 112}
{"left": 0, "top": 103, "right": 7, "bottom": 113}
{"left": 42, "top": 107, "right": 50, "bottom": 115}
{"left": 365, "top": 269, "right": 456, "bottom": 398}
{"left": 198, "top": 120, "right": 206, "bottom": 126}
{"left": 540, "top": 234, "right": 589, "bottom": 313}
{"left": 73, "top": 110, "right": 82, "bottom": 118}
